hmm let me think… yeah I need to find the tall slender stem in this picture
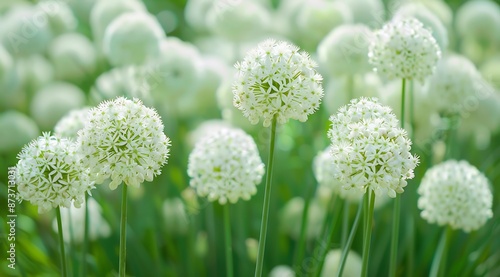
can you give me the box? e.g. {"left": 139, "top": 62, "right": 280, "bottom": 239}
{"left": 293, "top": 185, "right": 312, "bottom": 271}
{"left": 430, "top": 227, "right": 452, "bottom": 277}
{"left": 361, "top": 190, "right": 375, "bottom": 277}
{"left": 119, "top": 184, "right": 128, "bottom": 277}
{"left": 389, "top": 78, "right": 406, "bottom": 277}
{"left": 254, "top": 117, "right": 277, "bottom": 277}
{"left": 223, "top": 205, "right": 234, "bottom": 277}
{"left": 341, "top": 200, "right": 350, "bottom": 248}
{"left": 56, "top": 207, "right": 68, "bottom": 277}
{"left": 81, "top": 195, "right": 89, "bottom": 277}
{"left": 337, "top": 200, "right": 363, "bottom": 277}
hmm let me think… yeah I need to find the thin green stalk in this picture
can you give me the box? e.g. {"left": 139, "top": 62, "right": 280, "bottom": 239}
{"left": 337, "top": 200, "right": 363, "bottom": 277}
{"left": 430, "top": 227, "right": 452, "bottom": 277}
{"left": 56, "top": 207, "right": 68, "bottom": 277}
{"left": 254, "top": 117, "right": 277, "bottom": 277}
{"left": 320, "top": 192, "right": 337, "bottom": 240}
{"left": 361, "top": 190, "right": 375, "bottom": 277}
{"left": 313, "top": 199, "right": 343, "bottom": 277}
{"left": 224, "top": 205, "right": 234, "bottom": 277}
{"left": 341, "top": 200, "right": 350, "bottom": 248}
{"left": 293, "top": 186, "right": 312, "bottom": 272}
{"left": 81, "top": 195, "right": 89, "bottom": 277}
{"left": 389, "top": 78, "right": 406, "bottom": 277}
{"left": 119, "top": 184, "right": 128, "bottom": 277}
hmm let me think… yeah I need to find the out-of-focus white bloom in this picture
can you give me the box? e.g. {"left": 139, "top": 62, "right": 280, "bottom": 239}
{"left": 416, "top": 0, "right": 453, "bottom": 29}
{"left": 16, "top": 133, "right": 94, "bottom": 213}
{"left": 418, "top": 160, "right": 493, "bottom": 232}
{"left": 295, "top": 0, "right": 352, "bottom": 51}
{"left": 188, "top": 128, "right": 264, "bottom": 205}
{"left": 181, "top": 187, "right": 200, "bottom": 215}
{"left": 233, "top": 39, "right": 324, "bottom": 127}
{"left": 37, "top": 0, "right": 77, "bottom": 35}
{"left": 16, "top": 55, "right": 53, "bottom": 92}
{"left": 206, "top": 1, "right": 271, "bottom": 42}
{"left": 90, "top": 0, "right": 146, "bottom": 51}
{"left": 187, "top": 120, "right": 233, "bottom": 148}
{"left": 0, "top": 110, "right": 39, "bottom": 153}
{"left": 48, "top": 33, "right": 97, "bottom": 82}
{"left": 318, "top": 24, "right": 372, "bottom": 77}
{"left": 30, "top": 82, "right": 86, "bottom": 130}
{"left": 323, "top": 73, "right": 382, "bottom": 116}
{"left": 0, "top": 5, "right": 52, "bottom": 56}
{"left": 217, "top": 80, "right": 257, "bottom": 131}
{"left": 246, "top": 238, "right": 259, "bottom": 263}
{"left": 52, "top": 197, "right": 111, "bottom": 243}
{"left": 321, "top": 249, "right": 362, "bottom": 277}
{"left": 338, "top": 0, "right": 385, "bottom": 28}
{"left": 328, "top": 97, "right": 419, "bottom": 198}
{"left": 0, "top": 44, "right": 18, "bottom": 94}
{"left": 54, "top": 107, "right": 91, "bottom": 139}
{"left": 103, "top": 12, "right": 165, "bottom": 67}
{"left": 269, "top": 265, "right": 295, "bottom": 277}
{"left": 456, "top": 0, "right": 500, "bottom": 44}
{"left": 78, "top": 97, "right": 171, "bottom": 190}
{"left": 369, "top": 18, "right": 441, "bottom": 82}
{"left": 162, "top": 198, "right": 190, "bottom": 236}
{"left": 280, "top": 197, "right": 325, "bottom": 240}
{"left": 480, "top": 55, "right": 500, "bottom": 90}
{"left": 394, "top": 3, "right": 449, "bottom": 50}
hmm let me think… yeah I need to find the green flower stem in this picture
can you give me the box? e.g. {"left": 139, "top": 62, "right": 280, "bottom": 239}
{"left": 389, "top": 78, "right": 406, "bottom": 277}
{"left": 341, "top": 200, "right": 350, "bottom": 248}
{"left": 56, "top": 207, "right": 68, "bottom": 277}
{"left": 254, "top": 117, "right": 277, "bottom": 277}
{"left": 320, "top": 192, "right": 338, "bottom": 240}
{"left": 293, "top": 185, "right": 313, "bottom": 272}
{"left": 430, "top": 227, "right": 452, "bottom": 277}
{"left": 223, "top": 205, "right": 234, "bottom": 277}
{"left": 361, "top": 190, "right": 375, "bottom": 277}
{"left": 337, "top": 200, "right": 363, "bottom": 277}
{"left": 313, "top": 198, "right": 343, "bottom": 277}
{"left": 81, "top": 195, "right": 89, "bottom": 277}
{"left": 119, "top": 184, "right": 128, "bottom": 277}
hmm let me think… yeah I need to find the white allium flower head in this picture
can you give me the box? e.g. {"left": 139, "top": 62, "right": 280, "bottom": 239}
{"left": 321, "top": 249, "right": 362, "bottom": 277}
{"left": 16, "top": 133, "right": 94, "bottom": 213}
{"left": 78, "top": 97, "right": 171, "bottom": 190}
{"left": 269, "top": 265, "right": 295, "bottom": 277}
{"left": 328, "top": 97, "right": 419, "bottom": 198}
{"left": 418, "top": 160, "right": 493, "bottom": 232}
{"left": 369, "top": 17, "right": 441, "bottom": 82}
{"left": 187, "top": 127, "right": 264, "bottom": 205}
{"left": 232, "top": 39, "right": 324, "bottom": 127}
{"left": 54, "top": 107, "right": 91, "bottom": 139}
{"left": 456, "top": 0, "right": 500, "bottom": 42}
{"left": 0, "top": 110, "right": 39, "bottom": 153}
{"left": 103, "top": 12, "right": 165, "bottom": 67}
{"left": 318, "top": 24, "right": 373, "bottom": 76}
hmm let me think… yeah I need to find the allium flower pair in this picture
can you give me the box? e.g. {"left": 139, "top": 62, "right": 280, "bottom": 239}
{"left": 188, "top": 127, "right": 264, "bottom": 205}
{"left": 328, "top": 97, "right": 419, "bottom": 198}
{"left": 418, "top": 160, "right": 493, "bottom": 232}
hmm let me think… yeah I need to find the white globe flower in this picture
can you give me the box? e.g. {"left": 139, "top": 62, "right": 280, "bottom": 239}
{"left": 37, "top": 0, "right": 77, "bottom": 35}
{"left": 318, "top": 24, "right": 373, "bottom": 77}
{"left": 269, "top": 265, "right": 295, "bottom": 277}
{"left": 0, "top": 44, "right": 19, "bottom": 94}
{"left": 280, "top": 197, "right": 325, "bottom": 240}
{"left": 0, "top": 110, "right": 39, "bottom": 153}
{"left": 328, "top": 97, "right": 419, "bottom": 198}
{"left": 232, "top": 39, "right": 324, "bottom": 127}
{"left": 16, "top": 55, "right": 53, "bottom": 92}
{"left": 321, "top": 249, "right": 362, "bottom": 277}
{"left": 54, "top": 107, "right": 91, "bottom": 139}
{"left": 16, "top": 133, "right": 94, "bottom": 213}
{"left": 456, "top": 0, "right": 500, "bottom": 43}
{"left": 187, "top": 127, "right": 264, "bottom": 205}
{"left": 78, "top": 97, "right": 171, "bottom": 190}
{"left": 91, "top": 66, "right": 150, "bottom": 104}
{"left": 338, "top": 0, "right": 385, "bottom": 28}
{"left": 103, "top": 12, "right": 165, "bottom": 67}
{"left": 418, "top": 160, "right": 493, "bottom": 232}
{"left": 369, "top": 17, "right": 441, "bottom": 82}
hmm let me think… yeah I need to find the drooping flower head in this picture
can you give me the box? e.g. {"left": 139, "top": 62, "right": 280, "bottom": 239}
{"left": 328, "top": 97, "right": 419, "bottom": 198}
{"left": 78, "top": 97, "right": 171, "bottom": 190}
{"left": 368, "top": 17, "right": 441, "bottom": 82}
{"left": 187, "top": 127, "right": 264, "bottom": 204}
{"left": 418, "top": 160, "right": 493, "bottom": 232}
{"left": 232, "top": 39, "right": 324, "bottom": 127}
{"left": 16, "top": 133, "right": 94, "bottom": 213}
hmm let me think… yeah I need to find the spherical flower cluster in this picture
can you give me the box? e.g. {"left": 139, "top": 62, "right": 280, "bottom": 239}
{"left": 456, "top": 0, "right": 500, "bottom": 43}
{"left": 417, "top": 160, "right": 493, "bottom": 232}
{"left": 0, "top": 110, "right": 39, "bottom": 153}
{"left": 187, "top": 127, "right": 264, "bottom": 204}
{"left": 328, "top": 97, "right": 419, "bottom": 198}
{"left": 426, "top": 54, "right": 484, "bottom": 116}
{"left": 78, "top": 97, "right": 171, "bottom": 190}
{"left": 16, "top": 133, "right": 94, "bottom": 213}
{"left": 54, "top": 107, "right": 91, "bottom": 139}
{"left": 368, "top": 17, "right": 441, "bottom": 82}
{"left": 321, "top": 249, "right": 362, "bottom": 277}
{"left": 232, "top": 39, "right": 324, "bottom": 127}
{"left": 318, "top": 24, "right": 373, "bottom": 76}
